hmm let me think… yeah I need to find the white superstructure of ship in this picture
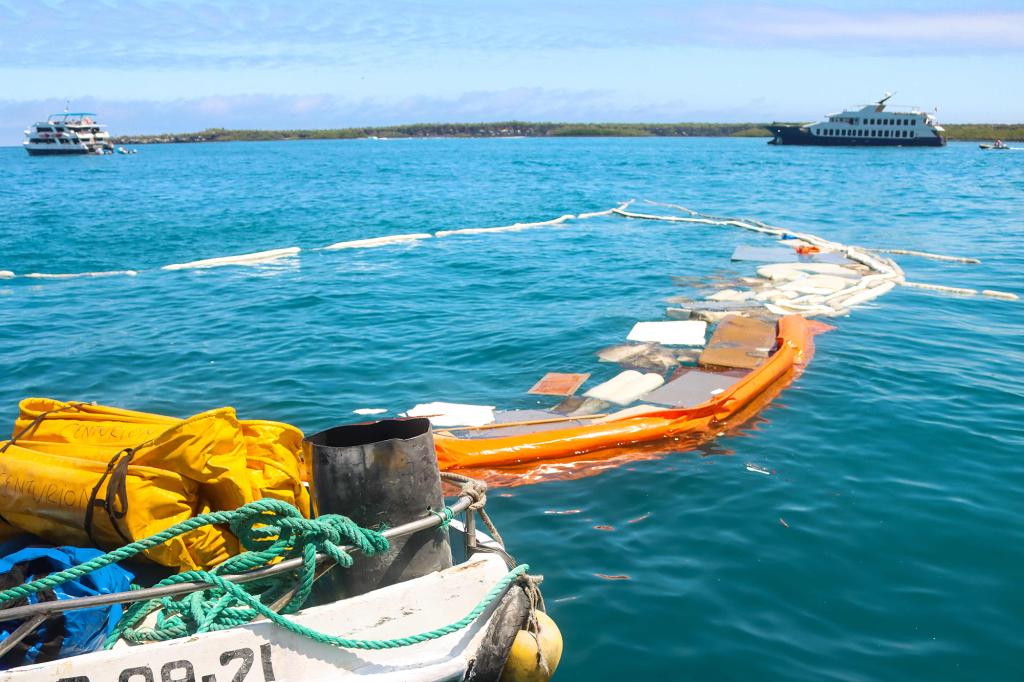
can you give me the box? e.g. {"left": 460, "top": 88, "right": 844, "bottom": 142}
{"left": 23, "top": 105, "right": 114, "bottom": 156}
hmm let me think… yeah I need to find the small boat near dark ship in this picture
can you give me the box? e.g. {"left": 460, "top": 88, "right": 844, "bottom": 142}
{"left": 768, "top": 94, "right": 946, "bottom": 147}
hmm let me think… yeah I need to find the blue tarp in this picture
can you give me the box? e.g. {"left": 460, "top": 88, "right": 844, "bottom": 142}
{"left": 0, "top": 541, "right": 133, "bottom": 669}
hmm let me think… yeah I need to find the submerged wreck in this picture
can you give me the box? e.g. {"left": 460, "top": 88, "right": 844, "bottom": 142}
{"left": 402, "top": 201, "right": 1011, "bottom": 484}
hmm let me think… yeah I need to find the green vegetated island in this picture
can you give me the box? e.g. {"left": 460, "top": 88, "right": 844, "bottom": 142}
{"left": 111, "top": 121, "right": 1024, "bottom": 144}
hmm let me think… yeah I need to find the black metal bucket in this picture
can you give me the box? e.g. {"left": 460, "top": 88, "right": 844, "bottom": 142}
{"left": 303, "top": 417, "right": 453, "bottom": 599}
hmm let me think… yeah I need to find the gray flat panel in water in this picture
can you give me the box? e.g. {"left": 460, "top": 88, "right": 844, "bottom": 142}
{"left": 457, "top": 409, "right": 586, "bottom": 439}
{"left": 642, "top": 370, "right": 747, "bottom": 408}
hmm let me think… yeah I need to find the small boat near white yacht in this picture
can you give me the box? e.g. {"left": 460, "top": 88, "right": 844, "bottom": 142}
{"left": 769, "top": 93, "right": 946, "bottom": 147}
{"left": 23, "top": 107, "right": 114, "bottom": 156}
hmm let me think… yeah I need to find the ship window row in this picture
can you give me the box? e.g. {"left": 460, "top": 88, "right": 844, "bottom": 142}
{"left": 818, "top": 128, "right": 917, "bottom": 138}
{"left": 826, "top": 118, "right": 920, "bottom": 126}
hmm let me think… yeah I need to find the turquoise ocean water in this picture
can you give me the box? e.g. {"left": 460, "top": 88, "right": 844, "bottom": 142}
{"left": 1, "top": 138, "right": 1022, "bottom": 679}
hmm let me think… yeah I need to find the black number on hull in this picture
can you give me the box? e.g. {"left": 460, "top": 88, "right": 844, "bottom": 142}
{"left": 259, "top": 644, "right": 275, "bottom": 682}
{"left": 219, "top": 648, "right": 254, "bottom": 682}
{"left": 160, "top": 660, "right": 196, "bottom": 682}
{"left": 119, "top": 667, "right": 155, "bottom": 682}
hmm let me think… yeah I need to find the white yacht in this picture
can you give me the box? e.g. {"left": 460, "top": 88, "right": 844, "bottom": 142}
{"left": 769, "top": 94, "right": 946, "bottom": 147}
{"left": 23, "top": 108, "right": 114, "bottom": 156}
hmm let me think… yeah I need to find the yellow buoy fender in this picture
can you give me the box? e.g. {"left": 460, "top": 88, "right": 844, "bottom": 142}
{"left": 500, "top": 610, "right": 563, "bottom": 682}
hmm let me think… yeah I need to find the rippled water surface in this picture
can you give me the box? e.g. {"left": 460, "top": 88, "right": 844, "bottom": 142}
{"left": 1, "top": 138, "right": 1022, "bottom": 680}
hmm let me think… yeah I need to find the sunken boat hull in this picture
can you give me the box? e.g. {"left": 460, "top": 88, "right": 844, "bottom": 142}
{"left": 433, "top": 315, "right": 820, "bottom": 470}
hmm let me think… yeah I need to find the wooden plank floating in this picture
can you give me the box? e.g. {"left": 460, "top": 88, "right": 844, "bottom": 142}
{"left": 528, "top": 372, "right": 590, "bottom": 396}
{"left": 698, "top": 315, "right": 778, "bottom": 370}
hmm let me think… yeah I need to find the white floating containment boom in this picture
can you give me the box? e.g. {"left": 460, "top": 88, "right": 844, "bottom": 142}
{"left": 322, "top": 233, "right": 433, "bottom": 250}
{"left": 162, "top": 247, "right": 301, "bottom": 271}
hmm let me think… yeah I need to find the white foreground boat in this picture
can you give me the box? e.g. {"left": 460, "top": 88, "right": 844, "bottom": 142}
{"left": 0, "top": 549, "right": 526, "bottom": 682}
{"left": 0, "top": 463, "right": 560, "bottom": 682}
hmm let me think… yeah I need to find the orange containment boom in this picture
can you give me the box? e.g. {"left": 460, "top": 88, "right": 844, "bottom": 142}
{"left": 434, "top": 315, "right": 829, "bottom": 471}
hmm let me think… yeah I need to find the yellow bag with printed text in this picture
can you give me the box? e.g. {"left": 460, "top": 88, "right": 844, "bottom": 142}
{"left": 2, "top": 398, "right": 310, "bottom": 570}
{"left": 0, "top": 431, "right": 238, "bottom": 570}
{"left": 15, "top": 398, "right": 310, "bottom": 514}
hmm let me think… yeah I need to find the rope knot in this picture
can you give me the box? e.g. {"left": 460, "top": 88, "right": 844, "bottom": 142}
{"left": 460, "top": 479, "right": 488, "bottom": 510}
{"left": 107, "top": 500, "right": 391, "bottom": 647}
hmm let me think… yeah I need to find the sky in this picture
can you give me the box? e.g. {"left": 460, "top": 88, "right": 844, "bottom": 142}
{"left": 2, "top": 0, "right": 1023, "bottom": 143}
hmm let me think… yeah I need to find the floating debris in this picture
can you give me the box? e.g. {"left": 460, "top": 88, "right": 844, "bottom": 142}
{"left": 403, "top": 402, "right": 495, "bottom": 427}
{"left": 528, "top": 372, "right": 590, "bottom": 396}
{"left": 596, "top": 343, "right": 648, "bottom": 364}
{"left": 596, "top": 343, "right": 678, "bottom": 372}
{"left": 551, "top": 395, "right": 587, "bottom": 414}
{"left": 584, "top": 370, "right": 664, "bottom": 406}
{"left": 699, "top": 316, "right": 778, "bottom": 370}
{"left": 353, "top": 407, "right": 387, "bottom": 415}
{"left": 560, "top": 396, "right": 608, "bottom": 416}
{"left": 745, "top": 463, "right": 772, "bottom": 475}
{"left": 626, "top": 320, "right": 707, "bottom": 346}
{"left": 454, "top": 410, "right": 588, "bottom": 438}
{"left": 644, "top": 369, "right": 747, "bottom": 408}
{"left": 778, "top": 274, "right": 856, "bottom": 295}
{"left": 674, "top": 348, "right": 702, "bottom": 364}
{"left": 707, "top": 288, "right": 756, "bottom": 302}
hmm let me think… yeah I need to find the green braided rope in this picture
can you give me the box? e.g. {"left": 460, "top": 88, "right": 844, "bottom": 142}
{"left": 113, "top": 563, "right": 529, "bottom": 650}
{"left": 431, "top": 506, "right": 455, "bottom": 528}
{"left": 0, "top": 498, "right": 527, "bottom": 651}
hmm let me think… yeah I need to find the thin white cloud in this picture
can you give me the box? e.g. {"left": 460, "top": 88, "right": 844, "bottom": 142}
{"left": 3, "top": 2, "right": 1022, "bottom": 72}
{"left": 729, "top": 8, "right": 1024, "bottom": 49}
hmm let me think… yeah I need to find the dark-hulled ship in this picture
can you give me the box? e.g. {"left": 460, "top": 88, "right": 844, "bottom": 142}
{"left": 768, "top": 94, "right": 946, "bottom": 147}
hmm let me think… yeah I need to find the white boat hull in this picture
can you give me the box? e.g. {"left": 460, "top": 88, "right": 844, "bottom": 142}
{"left": 0, "top": 554, "right": 516, "bottom": 682}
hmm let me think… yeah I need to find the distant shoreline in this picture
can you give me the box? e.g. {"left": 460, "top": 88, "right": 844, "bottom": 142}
{"left": 110, "top": 122, "right": 1024, "bottom": 145}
